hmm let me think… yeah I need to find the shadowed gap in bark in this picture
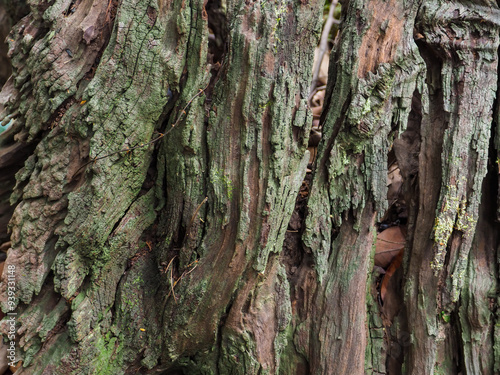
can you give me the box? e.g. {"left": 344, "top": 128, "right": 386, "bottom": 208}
{"left": 0, "top": 0, "right": 29, "bottom": 87}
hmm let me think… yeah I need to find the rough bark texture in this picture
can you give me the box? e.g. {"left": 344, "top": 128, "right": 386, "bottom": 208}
{"left": 1, "top": 0, "right": 500, "bottom": 374}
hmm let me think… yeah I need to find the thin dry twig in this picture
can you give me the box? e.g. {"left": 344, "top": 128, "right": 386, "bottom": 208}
{"left": 162, "top": 197, "right": 208, "bottom": 305}
{"left": 169, "top": 265, "right": 177, "bottom": 303}
{"left": 163, "top": 255, "right": 177, "bottom": 274}
{"left": 388, "top": 165, "right": 400, "bottom": 175}
{"left": 309, "top": 85, "right": 327, "bottom": 102}
{"left": 184, "top": 262, "right": 198, "bottom": 276}
{"left": 182, "top": 197, "right": 208, "bottom": 247}
{"left": 164, "top": 257, "right": 199, "bottom": 303}
{"left": 163, "top": 255, "right": 178, "bottom": 301}
{"left": 309, "top": 0, "right": 339, "bottom": 100}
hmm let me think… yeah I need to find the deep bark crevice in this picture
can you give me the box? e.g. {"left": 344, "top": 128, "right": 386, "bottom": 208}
{"left": 468, "top": 87, "right": 500, "bottom": 374}
{"left": 0, "top": 127, "right": 38, "bottom": 245}
{"left": 205, "top": 0, "right": 228, "bottom": 66}
{"left": 0, "top": 0, "right": 29, "bottom": 87}
{"left": 318, "top": 91, "right": 351, "bottom": 178}
{"left": 282, "top": 171, "right": 313, "bottom": 326}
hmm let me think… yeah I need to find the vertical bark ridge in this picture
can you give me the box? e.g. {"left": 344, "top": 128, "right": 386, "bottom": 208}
{"left": 404, "top": 3, "right": 500, "bottom": 374}
{"left": 301, "top": 0, "right": 423, "bottom": 373}
{"left": 155, "top": 0, "right": 324, "bottom": 372}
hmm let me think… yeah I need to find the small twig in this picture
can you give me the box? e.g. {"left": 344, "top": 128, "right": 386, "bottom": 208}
{"left": 184, "top": 262, "right": 198, "bottom": 276}
{"left": 309, "top": 0, "right": 339, "bottom": 101}
{"left": 75, "top": 85, "right": 208, "bottom": 175}
{"left": 388, "top": 165, "right": 400, "bottom": 175}
{"left": 182, "top": 197, "right": 208, "bottom": 247}
{"left": 184, "top": 259, "right": 199, "bottom": 269}
{"left": 165, "top": 258, "right": 199, "bottom": 303}
{"left": 163, "top": 256, "right": 178, "bottom": 302}
{"left": 163, "top": 255, "right": 177, "bottom": 273}
{"left": 169, "top": 265, "right": 177, "bottom": 303}
{"left": 309, "top": 85, "right": 327, "bottom": 102}
{"left": 162, "top": 198, "right": 208, "bottom": 305}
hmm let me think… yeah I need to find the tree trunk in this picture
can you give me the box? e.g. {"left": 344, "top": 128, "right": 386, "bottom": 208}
{"left": 0, "top": 0, "right": 499, "bottom": 374}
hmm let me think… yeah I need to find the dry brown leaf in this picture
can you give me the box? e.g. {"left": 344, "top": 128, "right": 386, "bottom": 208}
{"left": 380, "top": 248, "right": 404, "bottom": 303}
{"left": 374, "top": 226, "right": 405, "bottom": 268}
{"left": 387, "top": 162, "right": 402, "bottom": 204}
{"left": 311, "top": 89, "right": 325, "bottom": 107}
{"left": 0, "top": 241, "right": 10, "bottom": 253}
{"left": 307, "top": 146, "right": 317, "bottom": 165}
{"left": 9, "top": 361, "right": 22, "bottom": 374}
{"left": 311, "top": 104, "right": 322, "bottom": 118}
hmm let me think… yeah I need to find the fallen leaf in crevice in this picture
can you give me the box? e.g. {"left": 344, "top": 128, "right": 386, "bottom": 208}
{"left": 310, "top": 90, "right": 325, "bottom": 119}
{"left": 0, "top": 242, "right": 10, "bottom": 253}
{"left": 9, "top": 361, "right": 22, "bottom": 374}
{"left": 380, "top": 248, "right": 404, "bottom": 304}
{"left": 387, "top": 162, "right": 402, "bottom": 205}
{"left": 374, "top": 226, "right": 405, "bottom": 268}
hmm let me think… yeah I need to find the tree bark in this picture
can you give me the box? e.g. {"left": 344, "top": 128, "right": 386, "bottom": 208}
{"left": 0, "top": 0, "right": 499, "bottom": 374}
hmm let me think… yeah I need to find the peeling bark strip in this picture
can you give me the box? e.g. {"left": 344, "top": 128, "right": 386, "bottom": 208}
{"left": 357, "top": 0, "right": 405, "bottom": 78}
{"left": 1, "top": 0, "right": 500, "bottom": 374}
